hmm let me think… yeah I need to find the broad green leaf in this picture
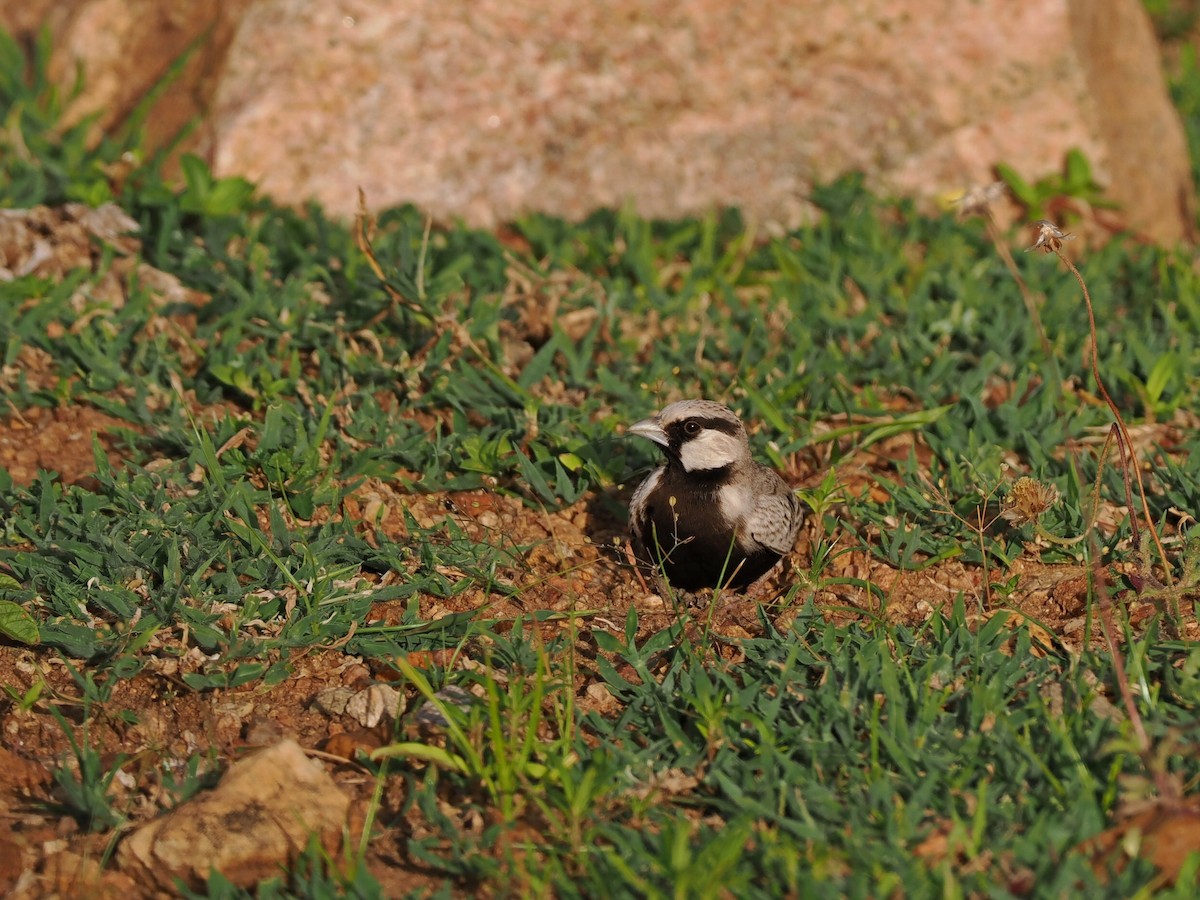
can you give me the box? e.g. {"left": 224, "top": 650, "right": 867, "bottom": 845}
{"left": 0, "top": 600, "right": 39, "bottom": 645}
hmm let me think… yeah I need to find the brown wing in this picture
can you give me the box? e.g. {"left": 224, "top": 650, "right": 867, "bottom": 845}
{"left": 745, "top": 466, "right": 803, "bottom": 556}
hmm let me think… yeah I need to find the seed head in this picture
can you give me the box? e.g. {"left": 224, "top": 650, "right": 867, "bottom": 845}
{"left": 954, "top": 181, "right": 1006, "bottom": 219}
{"left": 1000, "top": 477, "right": 1060, "bottom": 526}
{"left": 1026, "top": 220, "right": 1074, "bottom": 254}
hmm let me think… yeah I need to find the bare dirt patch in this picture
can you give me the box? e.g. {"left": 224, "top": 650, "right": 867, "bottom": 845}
{"left": 0, "top": 405, "right": 133, "bottom": 487}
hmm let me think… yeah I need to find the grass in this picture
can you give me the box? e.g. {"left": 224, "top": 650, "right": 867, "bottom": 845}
{"left": 2, "top": 23, "right": 1200, "bottom": 898}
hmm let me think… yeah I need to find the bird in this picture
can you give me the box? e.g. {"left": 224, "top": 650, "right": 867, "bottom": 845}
{"left": 626, "top": 399, "right": 804, "bottom": 594}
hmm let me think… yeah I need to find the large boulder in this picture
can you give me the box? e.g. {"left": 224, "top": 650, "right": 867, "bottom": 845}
{"left": 1, "top": 0, "right": 1193, "bottom": 242}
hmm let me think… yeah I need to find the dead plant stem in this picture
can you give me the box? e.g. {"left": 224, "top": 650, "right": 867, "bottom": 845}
{"left": 1055, "top": 250, "right": 1172, "bottom": 587}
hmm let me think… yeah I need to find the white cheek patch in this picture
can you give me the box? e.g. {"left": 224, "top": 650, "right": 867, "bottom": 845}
{"left": 679, "top": 430, "right": 742, "bottom": 472}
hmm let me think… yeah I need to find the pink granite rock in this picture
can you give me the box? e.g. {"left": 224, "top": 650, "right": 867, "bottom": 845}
{"left": 2, "top": 0, "right": 1193, "bottom": 242}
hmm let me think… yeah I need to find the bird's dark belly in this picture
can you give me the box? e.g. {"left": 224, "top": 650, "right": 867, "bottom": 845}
{"left": 638, "top": 490, "right": 778, "bottom": 592}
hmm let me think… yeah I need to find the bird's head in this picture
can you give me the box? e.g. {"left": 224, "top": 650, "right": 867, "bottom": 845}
{"left": 628, "top": 399, "right": 751, "bottom": 473}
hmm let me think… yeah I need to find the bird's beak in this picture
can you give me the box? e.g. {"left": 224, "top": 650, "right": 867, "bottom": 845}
{"left": 628, "top": 416, "right": 668, "bottom": 447}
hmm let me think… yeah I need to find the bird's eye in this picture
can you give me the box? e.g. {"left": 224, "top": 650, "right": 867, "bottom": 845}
{"left": 683, "top": 420, "right": 701, "bottom": 435}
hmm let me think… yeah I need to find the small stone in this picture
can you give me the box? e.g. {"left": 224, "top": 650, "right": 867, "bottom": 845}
{"left": 312, "top": 686, "right": 355, "bottom": 717}
{"left": 413, "top": 686, "right": 475, "bottom": 728}
{"left": 118, "top": 739, "right": 351, "bottom": 890}
{"left": 345, "top": 684, "right": 404, "bottom": 729}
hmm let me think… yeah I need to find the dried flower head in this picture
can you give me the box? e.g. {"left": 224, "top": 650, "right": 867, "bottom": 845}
{"left": 1000, "top": 477, "right": 1060, "bottom": 526}
{"left": 954, "top": 181, "right": 1006, "bottom": 218}
{"left": 1026, "top": 220, "right": 1075, "bottom": 254}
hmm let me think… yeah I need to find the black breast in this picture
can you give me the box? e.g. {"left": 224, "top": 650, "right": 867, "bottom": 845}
{"left": 633, "top": 464, "right": 781, "bottom": 592}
